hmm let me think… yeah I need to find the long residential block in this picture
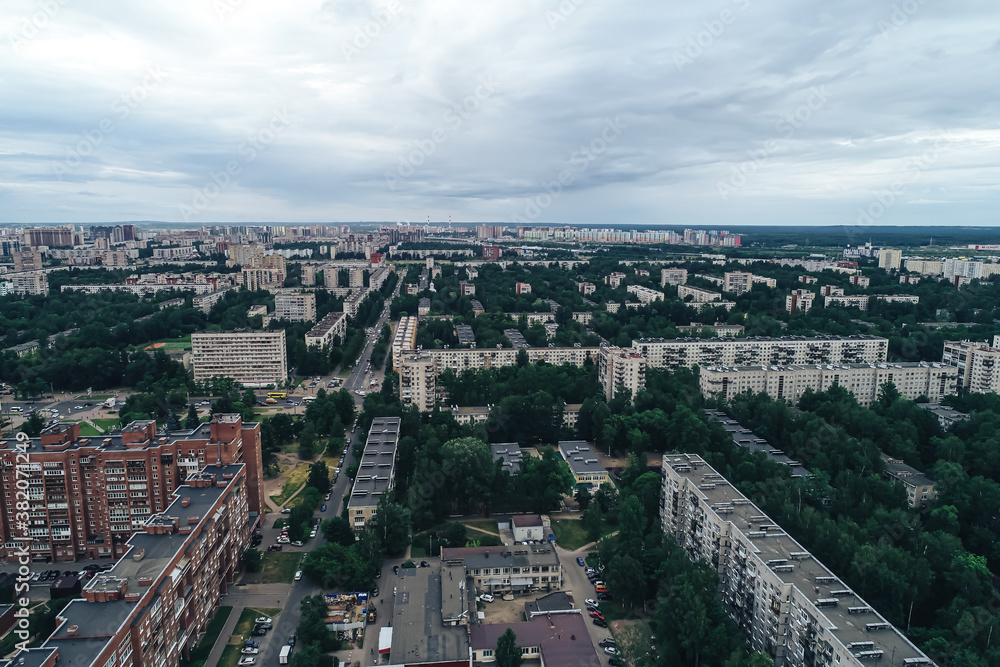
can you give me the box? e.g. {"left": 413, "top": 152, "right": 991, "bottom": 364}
{"left": 305, "top": 311, "right": 347, "bottom": 349}
{"left": 661, "top": 453, "right": 936, "bottom": 667}
{"left": 348, "top": 418, "right": 400, "bottom": 532}
{"left": 633, "top": 335, "right": 888, "bottom": 370}
{"left": 699, "top": 361, "right": 958, "bottom": 406}
{"left": 191, "top": 330, "right": 287, "bottom": 387}
{"left": 942, "top": 339, "right": 1000, "bottom": 394}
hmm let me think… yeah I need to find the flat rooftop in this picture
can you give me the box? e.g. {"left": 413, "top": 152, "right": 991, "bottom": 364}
{"left": 0, "top": 418, "right": 250, "bottom": 454}
{"left": 389, "top": 566, "right": 469, "bottom": 664}
{"left": 491, "top": 443, "right": 523, "bottom": 474}
{"left": 349, "top": 417, "right": 401, "bottom": 510}
{"left": 705, "top": 410, "right": 813, "bottom": 478}
{"left": 470, "top": 614, "right": 600, "bottom": 667}
{"left": 557, "top": 441, "right": 606, "bottom": 475}
{"left": 665, "top": 454, "right": 931, "bottom": 665}
{"left": 701, "top": 361, "right": 952, "bottom": 373}
{"left": 635, "top": 334, "right": 888, "bottom": 344}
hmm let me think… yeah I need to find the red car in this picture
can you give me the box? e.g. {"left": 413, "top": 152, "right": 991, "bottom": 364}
{"left": 589, "top": 610, "right": 605, "bottom": 621}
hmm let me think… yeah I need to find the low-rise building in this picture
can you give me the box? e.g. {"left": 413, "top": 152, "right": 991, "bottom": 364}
{"left": 512, "top": 514, "right": 549, "bottom": 542}
{"left": 678, "top": 284, "right": 722, "bottom": 304}
{"left": 627, "top": 285, "right": 665, "bottom": 304}
{"left": 456, "top": 324, "right": 476, "bottom": 347}
{"left": 881, "top": 454, "right": 936, "bottom": 509}
{"left": 515, "top": 282, "right": 532, "bottom": 295}
{"left": 441, "top": 544, "right": 562, "bottom": 593}
{"left": 576, "top": 282, "right": 596, "bottom": 295}
{"left": 704, "top": 409, "right": 811, "bottom": 478}
{"left": 470, "top": 613, "right": 600, "bottom": 667}
{"left": 305, "top": 311, "right": 347, "bottom": 349}
{"left": 418, "top": 297, "right": 432, "bottom": 315}
{"left": 825, "top": 294, "right": 870, "bottom": 310}
{"left": 676, "top": 323, "right": 745, "bottom": 338}
{"left": 504, "top": 329, "right": 529, "bottom": 349}
{"left": 557, "top": 441, "right": 610, "bottom": 488}
{"left": 491, "top": 443, "right": 523, "bottom": 474}
{"left": 920, "top": 403, "right": 968, "bottom": 429}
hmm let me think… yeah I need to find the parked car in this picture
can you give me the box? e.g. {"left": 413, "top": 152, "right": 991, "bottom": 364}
{"left": 596, "top": 592, "right": 613, "bottom": 600}
{"left": 577, "top": 557, "right": 586, "bottom": 567}
{"left": 241, "top": 648, "right": 259, "bottom": 655}
{"left": 268, "top": 544, "right": 283, "bottom": 551}
{"left": 291, "top": 540, "right": 304, "bottom": 547}
{"left": 420, "top": 561, "right": 429, "bottom": 568}
{"left": 321, "top": 504, "right": 327, "bottom": 512}
{"left": 238, "top": 657, "right": 256, "bottom": 665}
{"left": 277, "top": 536, "right": 290, "bottom": 544}
{"left": 393, "top": 565, "right": 399, "bottom": 575}
{"left": 294, "top": 571, "right": 302, "bottom": 581}
{"left": 479, "top": 594, "right": 494, "bottom": 603}
{"left": 592, "top": 618, "right": 608, "bottom": 628}
{"left": 599, "top": 639, "right": 617, "bottom": 648}
{"left": 584, "top": 598, "right": 598, "bottom": 608}
{"left": 281, "top": 508, "right": 291, "bottom": 514}
{"left": 310, "top": 530, "right": 317, "bottom": 539}
{"left": 256, "top": 617, "right": 272, "bottom": 624}
{"left": 287, "top": 634, "right": 296, "bottom": 646}
{"left": 244, "top": 640, "right": 259, "bottom": 648}
{"left": 603, "top": 647, "right": 620, "bottom": 656}
{"left": 589, "top": 611, "right": 605, "bottom": 621}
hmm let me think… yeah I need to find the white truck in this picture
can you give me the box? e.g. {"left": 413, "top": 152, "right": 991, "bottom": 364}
{"left": 279, "top": 646, "right": 292, "bottom": 664}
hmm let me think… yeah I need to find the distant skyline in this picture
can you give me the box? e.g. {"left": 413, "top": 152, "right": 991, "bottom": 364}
{"left": 2, "top": 2, "right": 999, "bottom": 226}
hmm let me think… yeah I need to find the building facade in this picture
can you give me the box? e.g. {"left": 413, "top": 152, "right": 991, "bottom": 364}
{"left": 305, "top": 311, "right": 347, "bottom": 349}
{"left": 274, "top": 291, "right": 317, "bottom": 322}
{"left": 598, "top": 345, "right": 647, "bottom": 400}
{"left": 699, "top": 362, "right": 958, "bottom": 406}
{"left": 942, "top": 340, "right": 1000, "bottom": 394}
{"left": 348, "top": 418, "right": 400, "bottom": 532}
{"left": 661, "top": 268, "right": 689, "bottom": 286}
{"left": 661, "top": 454, "right": 935, "bottom": 667}
{"left": 191, "top": 330, "right": 287, "bottom": 387}
{"left": 785, "top": 290, "right": 815, "bottom": 314}
{"left": 0, "top": 415, "right": 263, "bottom": 563}
{"left": 626, "top": 285, "right": 664, "bottom": 304}
{"left": 633, "top": 335, "right": 888, "bottom": 370}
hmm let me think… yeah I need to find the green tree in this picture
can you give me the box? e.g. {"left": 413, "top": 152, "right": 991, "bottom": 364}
{"left": 446, "top": 522, "right": 467, "bottom": 548}
{"left": 307, "top": 460, "right": 331, "bottom": 494}
{"left": 299, "top": 422, "right": 316, "bottom": 459}
{"left": 496, "top": 628, "right": 523, "bottom": 667}
{"left": 243, "top": 547, "right": 263, "bottom": 573}
{"left": 582, "top": 502, "right": 603, "bottom": 544}
{"left": 185, "top": 404, "right": 199, "bottom": 430}
{"left": 576, "top": 486, "right": 592, "bottom": 511}
{"left": 369, "top": 497, "right": 411, "bottom": 556}
{"left": 322, "top": 516, "right": 356, "bottom": 547}
{"left": 21, "top": 411, "right": 46, "bottom": 437}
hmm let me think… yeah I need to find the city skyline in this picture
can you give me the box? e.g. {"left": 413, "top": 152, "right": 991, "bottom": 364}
{"left": 2, "top": 2, "right": 999, "bottom": 226}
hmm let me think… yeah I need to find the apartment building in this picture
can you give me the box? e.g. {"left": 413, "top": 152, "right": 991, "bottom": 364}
{"left": 903, "top": 260, "right": 943, "bottom": 275}
{"left": 798, "top": 275, "right": 818, "bottom": 284}
{"left": 785, "top": 290, "right": 815, "bottom": 314}
{"left": 876, "top": 294, "right": 920, "bottom": 305}
{"left": 577, "top": 282, "right": 596, "bottom": 295}
{"left": 880, "top": 454, "right": 936, "bottom": 509}
{"left": 349, "top": 268, "right": 365, "bottom": 288}
{"left": 723, "top": 271, "right": 753, "bottom": 295}
{"left": 699, "top": 362, "right": 958, "bottom": 406}
{"left": 0, "top": 415, "right": 263, "bottom": 563}
{"left": 191, "top": 330, "right": 287, "bottom": 387}
{"left": 24, "top": 226, "right": 75, "bottom": 248}
{"left": 942, "top": 340, "right": 1000, "bottom": 394}
{"left": 878, "top": 248, "right": 903, "bottom": 270}
{"left": 515, "top": 282, "right": 532, "bottom": 295}
{"left": 455, "top": 324, "right": 476, "bottom": 347}
{"left": 301, "top": 263, "right": 316, "bottom": 286}
{"left": 239, "top": 266, "right": 283, "bottom": 291}
{"left": 557, "top": 441, "right": 610, "bottom": 488}
{"left": 10, "top": 272, "right": 48, "bottom": 296}
{"left": 305, "top": 311, "right": 347, "bottom": 349}
{"left": 820, "top": 285, "right": 844, "bottom": 297}
{"left": 274, "top": 291, "right": 317, "bottom": 322}
{"left": 704, "top": 410, "right": 811, "bottom": 478}
{"left": 825, "top": 295, "right": 870, "bottom": 310}
{"left": 458, "top": 280, "right": 476, "bottom": 296}
{"left": 228, "top": 243, "right": 265, "bottom": 267}
{"left": 604, "top": 272, "right": 626, "bottom": 289}
{"left": 661, "top": 268, "right": 689, "bottom": 286}
{"left": 397, "top": 347, "right": 601, "bottom": 411}
{"left": 14, "top": 464, "right": 251, "bottom": 667}
{"left": 849, "top": 275, "right": 870, "bottom": 288}
{"left": 192, "top": 286, "right": 232, "bottom": 313}
{"left": 678, "top": 284, "right": 723, "bottom": 304}
{"left": 348, "top": 418, "right": 400, "bottom": 533}
{"left": 598, "top": 345, "right": 647, "bottom": 400}
{"left": 13, "top": 250, "right": 43, "bottom": 272}
{"left": 626, "top": 285, "right": 664, "bottom": 304}
{"left": 441, "top": 544, "right": 562, "bottom": 593}
{"left": 676, "top": 323, "right": 745, "bottom": 338}
{"left": 482, "top": 245, "right": 501, "bottom": 261}
{"left": 633, "top": 335, "right": 888, "bottom": 370}
{"left": 344, "top": 288, "right": 370, "bottom": 318}
{"left": 392, "top": 316, "right": 419, "bottom": 370}
{"left": 661, "top": 454, "right": 935, "bottom": 667}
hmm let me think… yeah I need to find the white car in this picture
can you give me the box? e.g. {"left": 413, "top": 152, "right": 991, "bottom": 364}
{"left": 603, "top": 647, "right": 619, "bottom": 656}
{"left": 294, "top": 571, "right": 302, "bottom": 581}
{"left": 479, "top": 594, "right": 494, "bottom": 603}
{"left": 277, "top": 536, "right": 290, "bottom": 544}
{"left": 239, "top": 658, "right": 256, "bottom": 666}
{"left": 241, "top": 648, "right": 259, "bottom": 655}
{"left": 584, "top": 598, "right": 598, "bottom": 607}
{"left": 255, "top": 616, "right": 272, "bottom": 624}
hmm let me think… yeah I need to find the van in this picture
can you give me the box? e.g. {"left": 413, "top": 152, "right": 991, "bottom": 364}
{"left": 279, "top": 646, "right": 292, "bottom": 664}
{"left": 595, "top": 584, "right": 608, "bottom": 593}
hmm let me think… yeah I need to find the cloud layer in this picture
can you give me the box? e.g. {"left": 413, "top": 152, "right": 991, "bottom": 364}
{"left": 2, "top": 0, "right": 999, "bottom": 226}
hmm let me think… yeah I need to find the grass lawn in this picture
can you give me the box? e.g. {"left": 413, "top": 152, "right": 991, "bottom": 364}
{"left": 91, "top": 417, "right": 121, "bottom": 430}
{"left": 550, "top": 518, "right": 615, "bottom": 550}
{"left": 144, "top": 335, "right": 192, "bottom": 350}
{"left": 78, "top": 423, "right": 102, "bottom": 436}
{"left": 180, "top": 605, "right": 232, "bottom": 667}
{"left": 259, "top": 552, "right": 301, "bottom": 584}
{"left": 270, "top": 463, "right": 311, "bottom": 506}
{"left": 219, "top": 607, "right": 282, "bottom": 667}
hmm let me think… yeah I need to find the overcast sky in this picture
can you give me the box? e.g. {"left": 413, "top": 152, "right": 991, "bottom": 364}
{"left": 2, "top": 0, "right": 999, "bottom": 227}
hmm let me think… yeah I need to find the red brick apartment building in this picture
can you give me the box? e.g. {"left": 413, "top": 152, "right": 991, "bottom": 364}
{"left": 0, "top": 414, "right": 264, "bottom": 563}
{"left": 3, "top": 463, "right": 250, "bottom": 667}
